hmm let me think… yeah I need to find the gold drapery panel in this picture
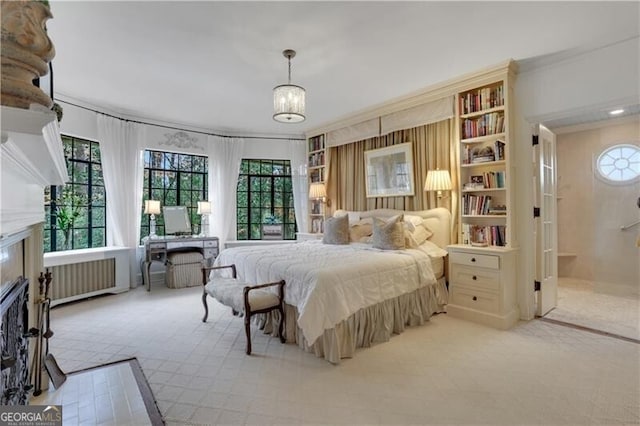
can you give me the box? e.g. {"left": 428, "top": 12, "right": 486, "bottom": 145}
{"left": 326, "top": 118, "right": 458, "bottom": 243}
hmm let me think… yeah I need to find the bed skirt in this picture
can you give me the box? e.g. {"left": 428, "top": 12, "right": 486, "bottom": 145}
{"left": 258, "top": 277, "right": 448, "bottom": 364}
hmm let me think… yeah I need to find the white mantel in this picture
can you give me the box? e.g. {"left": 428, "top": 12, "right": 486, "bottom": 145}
{"left": 1, "top": 105, "right": 69, "bottom": 237}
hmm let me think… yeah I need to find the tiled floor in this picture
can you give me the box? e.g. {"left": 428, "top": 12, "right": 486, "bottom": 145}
{"left": 544, "top": 277, "right": 640, "bottom": 341}
{"left": 39, "top": 284, "right": 640, "bottom": 425}
{"left": 31, "top": 360, "right": 152, "bottom": 425}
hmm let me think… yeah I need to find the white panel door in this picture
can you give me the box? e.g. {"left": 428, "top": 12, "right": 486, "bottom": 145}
{"left": 535, "top": 124, "right": 558, "bottom": 316}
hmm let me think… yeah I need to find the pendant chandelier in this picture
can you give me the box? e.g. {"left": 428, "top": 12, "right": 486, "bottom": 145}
{"left": 273, "top": 49, "right": 306, "bottom": 123}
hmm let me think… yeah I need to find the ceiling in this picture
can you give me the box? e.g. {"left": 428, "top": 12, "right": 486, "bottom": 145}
{"left": 46, "top": 1, "right": 639, "bottom": 138}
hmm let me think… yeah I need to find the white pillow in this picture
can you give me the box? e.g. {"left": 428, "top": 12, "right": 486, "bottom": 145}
{"left": 409, "top": 224, "right": 433, "bottom": 246}
{"left": 333, "top": 210, "right": 361, "bottom": 226}
{"left": 404, "top": 214, "right": 424, "bottom": 228}
{"left": 419, "top": 240, "right": 448, "bottom": 258}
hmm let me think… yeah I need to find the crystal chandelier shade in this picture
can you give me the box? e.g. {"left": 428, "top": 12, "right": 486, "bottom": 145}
{"left": 273, "top": 49, "right": 306, "bottom": 123}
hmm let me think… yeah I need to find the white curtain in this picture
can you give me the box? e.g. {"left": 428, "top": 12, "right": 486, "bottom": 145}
{"left": 97, "top": 115, "right": 146, "bottom": 248}
{"left": 288, "top": 139, "right": 308, "bottom": 234}
{"left": 207, "top": 135, "right": 245, "bottom": 247}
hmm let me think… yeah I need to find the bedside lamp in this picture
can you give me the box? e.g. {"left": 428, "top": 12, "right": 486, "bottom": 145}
{"left": 309, "top": 182, "right": 329, "bottom": 206}
{"left": 424, "top": 169, "right": 452, "bottom": 199}
{"left": 197, "top": 201, "right": 211, "bottom": 236}
{"left": 144, "top": 200, "right": 161, "bottom": 237}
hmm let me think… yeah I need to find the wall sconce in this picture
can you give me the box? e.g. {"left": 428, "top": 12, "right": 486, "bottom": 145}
{"left": 197, "top": 201, "right": 211, "bottom": 236}
{"left": 309, "top": 182, "right": 330, "bottom": 206}
{"left": 424, "top": 169, "right": 452, "bottom": 199}
{"left": 144, "top": 200, "right": 161, "bottom": 237}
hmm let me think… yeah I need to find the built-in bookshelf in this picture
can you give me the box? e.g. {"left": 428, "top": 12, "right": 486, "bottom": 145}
{"left": 307, "top": 134, "right": 326, "bottom": 233}
{"left": 456, "top": 77, "right": 515, "bottom": 248}
{"left": 447, "top": 65, "right": 518, "bottom": 329}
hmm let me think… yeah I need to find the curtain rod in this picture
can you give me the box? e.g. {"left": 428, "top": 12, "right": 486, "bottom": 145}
{"left": 55, "top": 98, "right": 305, "bottom": 141}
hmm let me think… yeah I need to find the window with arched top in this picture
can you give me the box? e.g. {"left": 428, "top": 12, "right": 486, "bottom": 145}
{"left": 596, "top": 143, "right": 640, "bottom": 184}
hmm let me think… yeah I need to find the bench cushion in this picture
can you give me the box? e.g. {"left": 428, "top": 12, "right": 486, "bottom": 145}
{"left": 166, "top": 252, "right": 204, "bottom": 288}
{"left": 205, "top": 279, "right": 281, "bottom": 312}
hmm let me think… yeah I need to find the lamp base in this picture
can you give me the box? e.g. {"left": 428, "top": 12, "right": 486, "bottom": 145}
{"left": 199, "top": 215, "right": 209, "bottom": 237}
{"left": 149, "top": 214, "right": 157, "bottom": 238}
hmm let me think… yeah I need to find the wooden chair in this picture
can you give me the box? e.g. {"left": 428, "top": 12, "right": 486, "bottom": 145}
{"left": 201, "top": 264, "right": 285, "bottom": 355}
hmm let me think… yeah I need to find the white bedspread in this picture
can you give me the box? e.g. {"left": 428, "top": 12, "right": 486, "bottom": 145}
{"left": 214, "top": 241, "right": 438, "bottom": 345}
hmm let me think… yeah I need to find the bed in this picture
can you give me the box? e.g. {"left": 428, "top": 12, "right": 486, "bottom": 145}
{"left": 211, "top": 207, "right": 451, "bottom": 363}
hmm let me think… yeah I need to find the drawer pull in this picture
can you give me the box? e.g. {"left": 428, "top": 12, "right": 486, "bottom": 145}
{"left": 472, "top": 275, "right": 477, "bottom": 280}
{"left": 472, "top": 296, "right": 477, "bottom": 301}
{"left": 471, "top": 257, "right": 476, "bottom": 262}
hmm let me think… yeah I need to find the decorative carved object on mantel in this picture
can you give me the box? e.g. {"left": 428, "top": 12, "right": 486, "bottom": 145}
{"left": 1, "top": 0, "right": 56, "bottom": 109}
{"left": 160, "top": 131, "right": 203, "bottom": 151}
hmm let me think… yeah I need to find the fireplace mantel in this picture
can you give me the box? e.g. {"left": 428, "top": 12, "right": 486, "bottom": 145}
{"left": 1, "top": 106, "right": 69, "bottom": 237}
{"left": 1, "top": 106, "right": 68, "bottom": 398}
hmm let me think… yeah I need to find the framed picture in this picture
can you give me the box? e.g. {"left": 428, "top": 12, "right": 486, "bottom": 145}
{"left": 364, "top": 143, "right": 415, "bottom": 198}
{"left": 470, "top": 175, "right": 484, "bottom": 184}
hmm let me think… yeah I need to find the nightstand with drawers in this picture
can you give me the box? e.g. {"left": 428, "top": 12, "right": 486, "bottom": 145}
{"left": 446, "top": 244, "right": 518, "bottom": 329}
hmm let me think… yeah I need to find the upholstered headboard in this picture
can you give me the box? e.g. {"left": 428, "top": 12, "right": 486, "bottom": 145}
{"left": 353, "top": 208, "right": 451, "bottom": 249}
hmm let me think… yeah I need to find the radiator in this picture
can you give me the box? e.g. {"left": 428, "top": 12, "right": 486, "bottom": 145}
{"left": 49, "top": 258, "right": 116, "bottom": 301}
{"left": 44, "top": 247, "right": 131, "bottom": 306}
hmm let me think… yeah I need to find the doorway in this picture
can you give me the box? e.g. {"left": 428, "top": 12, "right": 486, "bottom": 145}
{"left": 542, "top": 116, "right": 640, "bottom": 341}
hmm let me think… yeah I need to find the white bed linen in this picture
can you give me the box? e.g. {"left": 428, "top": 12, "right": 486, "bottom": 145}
{"left": 214, "top": 240, "right": 438, "bottom": 345}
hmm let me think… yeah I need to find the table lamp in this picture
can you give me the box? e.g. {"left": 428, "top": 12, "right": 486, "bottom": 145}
{"left": 144, "top": 200, "right": 161, "bottom": 237}
{"left": 424, "top": 169, "right": 452, "bottom": 199}
{"left": 197, "top": 201, "right": 211, "bottom": 236}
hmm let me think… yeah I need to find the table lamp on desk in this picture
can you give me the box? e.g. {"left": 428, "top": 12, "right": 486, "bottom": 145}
{"left": 144, "top": 200, "right": 161, "bottom": 238}
{"left": 197, "top": 201, "right": 211, "bottom": 237}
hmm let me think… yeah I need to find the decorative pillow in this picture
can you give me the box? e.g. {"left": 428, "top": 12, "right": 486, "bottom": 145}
{"left": 349, "top": 223, "right": 373, "bottom": 242}
{"left": 404, "top": 214, "right": 424, "bottom": 228}
{"left": 323, "top": 214, "right": 350, "bottom": 245}
{"left": 334, "top": 210, "right": 361, "bottom": 226}
{"left": 372, "top": 215, "right": 405, "bottom": 250}
{"left": 409, "top": 224, "right": 433, "bottom": 246}
{"left": 419, "top": 240, "right": 449, "bottom": 258}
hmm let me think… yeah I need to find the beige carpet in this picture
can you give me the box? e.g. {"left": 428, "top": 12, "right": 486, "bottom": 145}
{"left": 543, "top": 277, "right": 640, "bottom": 341}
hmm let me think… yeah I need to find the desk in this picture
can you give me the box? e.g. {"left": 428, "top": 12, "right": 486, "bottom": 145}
{"left": 142, "top": 236, "right": 219, "bottom": 291}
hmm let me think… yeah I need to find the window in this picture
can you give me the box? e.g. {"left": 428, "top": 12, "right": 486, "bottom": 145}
{"left": 236, "top": 159, "right": 296, "bottom": 240}
{"left": 44, "top": 136, "right": 106, "bottom": 252}
{"left": 596, "top": 143, "right": 640, "bottom": 184}
{"left": 140, "top": 150, "right": 208, "bottom": 240}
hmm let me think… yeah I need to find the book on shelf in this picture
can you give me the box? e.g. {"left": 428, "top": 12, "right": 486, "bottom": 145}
{"left": 494, "top": 140, "right": 505, "bottom": 161}
{"left": 459, "top": 85, "right": 504, "bottom": 115}
{"left": 472, "top": 155, "right": 495, "bottom": 164}
{"left": 472, "top": 171, "right": 505, "bottom": 189}
{"left": 464, "top": 224, "right": 506, "bottom": 247}
{"left": 488, "top": 205, "right": 507, "bottom": 215}
{"left": 311, "top": 217, "right": 324, "bottom": 233}
{"left": 462, "top": 194, "right": 493, "bottom": 215}
{"left": 462, "top": 112, "right": 505, "bottom": 139}
{"left": 308, "top": 135, "right": 325, "bottom": 152}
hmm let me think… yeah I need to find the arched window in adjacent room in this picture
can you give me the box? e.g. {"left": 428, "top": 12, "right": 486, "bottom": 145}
{"left": 596, "top": 143, "right": 640, "bottom": 184}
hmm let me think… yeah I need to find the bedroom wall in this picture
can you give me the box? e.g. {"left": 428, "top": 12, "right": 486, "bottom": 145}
{"left": 513, "top": 36, "right": 640, "bottom": 318}
{"left": 556, "top": 117, "right": 640, "bottom": 296}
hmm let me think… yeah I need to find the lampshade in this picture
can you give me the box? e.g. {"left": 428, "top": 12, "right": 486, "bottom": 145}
{"left": 197, "top": 201, "right": 211, "bottom": 215}
{"left": 309, "top": 182, "right": 326, "bottom": 199}
{"left": 424, "top": 170, "right": 452, "bottom": 191}
{"left": 273, "top": 49, "right": 306, "bottom": 123}
{"left": 144, "top": 200, "right": 161, "bottom": 215}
